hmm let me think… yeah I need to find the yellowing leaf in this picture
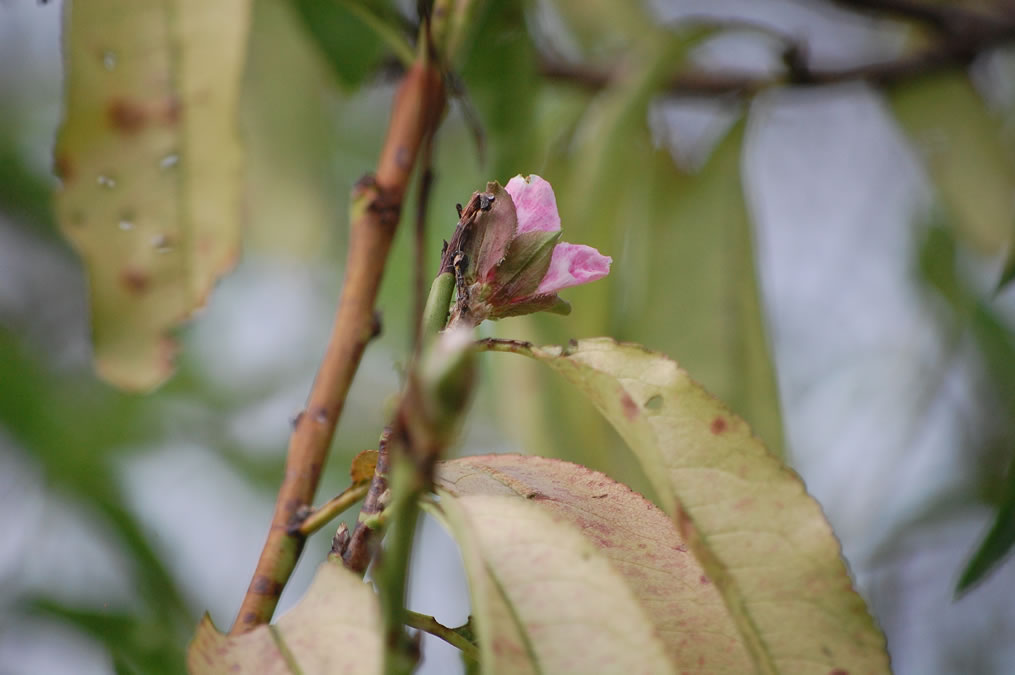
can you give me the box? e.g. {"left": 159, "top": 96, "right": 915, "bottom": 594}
{"left": 55, "top": 0, "right": 250, "bottom": 391}
{"left": 188, "top": 562, "right": 381, "bottom": 674}
{"left": 891, "top": 73, "right": 1015, "bottom": 257}
{"left": 436, "top": 454, "right": 752, "bottom": 672}
{"left": 486, "top": 338, "right": 890, "bottom": 674}
{"left": 350, "top": 448, "right": 379, "bottom": 484}
{"left": 436, "top": 492, "right": 676, "bottom": 675}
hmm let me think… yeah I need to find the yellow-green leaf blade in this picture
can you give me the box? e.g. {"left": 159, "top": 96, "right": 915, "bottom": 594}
{"left": 437, "top": 454, "right": 752, "bottom": 672}
{"left": 891, "top": 73, "right": 1015, "bottom": 259}
{"left": 55, "top": 0, "right": 249, "bottom": 391}
{"left": 187, "top": 562, "right": 382, "bottom": 674}
{"left": 437, "top": 492, "right": 676, "bottom": 675}
{"left": 503, "top": 338, "right": 890, "bottom": 674}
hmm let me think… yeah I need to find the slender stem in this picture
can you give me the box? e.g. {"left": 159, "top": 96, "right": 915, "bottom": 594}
{"left": 474, "top": 337, "right": 535, "bottom": 355}
{"left": 404, "top": 611, "right": 479, "bottom": 662}
{"left": 231, "top": 54, "right": 445, "bottom": 635}
{"left": 412, "top": 133, "right": 436, "bottom": 349}
{"left": 344, "top": 427, "right": 394, "bottom": 573}
{"left": 379, "top": 454, "right": 424, "bottom": 675}
{"left": 292, "top": 483, "right": 370, "bottom": 538}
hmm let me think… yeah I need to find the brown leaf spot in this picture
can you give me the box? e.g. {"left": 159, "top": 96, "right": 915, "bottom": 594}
{"left": 525, "top": 491, "right": 549, "bottom": 501}
{"left": 54, "top": 153, "right": 73, "bottom": 182}
{"left": 620, "top": 391, "right": 639, "bottom": 421}
{"left": 711, "top": 416, "right": 727, "bottom": 434}
{"left": 592, "top": 493, "right": 608, "bottom": 499}
{"left": 829, "top": 670, "right": 848, "bottom": 675}
{"left": 107, "top": 98, "right": 148, "bottom": 134}
{"left": 120, "top": 267, "right": 150, "bottom": 294}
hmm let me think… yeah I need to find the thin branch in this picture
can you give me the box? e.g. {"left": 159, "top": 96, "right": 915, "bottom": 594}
{"left": 826, "top": 0, "right": 1001, "bottom": 34}
{"left": 540, "top": 10, "right": 1015, "bottom": 98}
{"left": 231, "top": 54, "right": 445, "bottom": 635}
{"left": 404, "top": 611, "right": 479, "bottom": 661}
{"left": 290, "top": 482, "right": 370, "bottom": 538}
{"left": 342, "top": 427, "right": 394, "bottom": 573}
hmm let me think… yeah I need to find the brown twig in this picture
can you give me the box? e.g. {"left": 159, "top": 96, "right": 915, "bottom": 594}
{"left": 231, "top": 56, "right": 445, "bottom": 635}
{"left": 342, "top": 427, "right": 394, "bottom": 573}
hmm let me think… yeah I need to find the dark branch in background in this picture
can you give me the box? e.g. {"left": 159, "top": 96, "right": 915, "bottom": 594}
{"left": 541, "top": 1, "right": 1015, "bottom": 98}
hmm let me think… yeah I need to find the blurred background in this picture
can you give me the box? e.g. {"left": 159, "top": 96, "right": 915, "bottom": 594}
{"left": 2, "top": 0, "right": 1015, "bottom": 672}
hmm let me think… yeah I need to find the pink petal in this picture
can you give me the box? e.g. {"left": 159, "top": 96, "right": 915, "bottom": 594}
{"left": 536, "top": 242, "right": 612, "bottom": 295}
{"left": 505, "top": 174, "right": 561, "bottom": 234}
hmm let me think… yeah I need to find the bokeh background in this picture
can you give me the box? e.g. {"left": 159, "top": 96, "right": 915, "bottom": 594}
{"left": 2, "top": 0, "right": 1015, "bottom": 673}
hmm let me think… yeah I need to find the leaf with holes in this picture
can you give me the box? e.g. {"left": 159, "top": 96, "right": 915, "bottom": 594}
{"left": 55, "top": 0, "right": 250, "bottom": 390}
{"left": 481, "top": 338, "right": 890, "bottom": 674}
{"left": 436, "top": 454, "right": 752, "bottom": 672}
{"left": 188, "top": 562, "right": 381, "bottom": 674}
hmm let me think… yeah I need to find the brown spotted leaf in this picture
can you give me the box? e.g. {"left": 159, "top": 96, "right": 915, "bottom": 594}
{"left": 55, "top": 0, "right": 250, "bottom": 390}
{"left": 487, "top": 338, "right": 890, "bottom": 674}
{"left": 434, "top": 490, "right": 676, "bottom": 675}
{"left": 436, "top": 454, "right": 752, "bottom": 672}
{"left": 187, "top": 562, "right": 381, "bottom": 674}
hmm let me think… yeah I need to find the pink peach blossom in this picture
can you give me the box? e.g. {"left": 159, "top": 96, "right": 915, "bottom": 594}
{"left": 536, "top": 242, "right": 612, "bottom": 295}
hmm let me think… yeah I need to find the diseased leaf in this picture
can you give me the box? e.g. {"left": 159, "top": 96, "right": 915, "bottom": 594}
{"left": 55, "top": 0, "right": 250, "bottom": 391}
{"left": 188, "top": 562, "right": 381, "bottom": 674}
{"left": 489, "top": 338, "right": 890, "bottom": 674}
{"left": 435, "top": 492, "right": 676, "bottom": 675}
{"left": 891, "top": 73, "right": 1015, "bottom": 261}
{"left": 436, "top": 454, "right": 752, "bottom": 671}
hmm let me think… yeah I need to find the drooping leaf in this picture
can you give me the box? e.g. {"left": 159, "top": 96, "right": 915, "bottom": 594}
{"left": 957, "top": 453, "right": 1015, "bottom": 595}
{"left": 55, "top": 0, "right": 250, "bottom": 391}
{"left": 291, "top": 0, "right": 404, "bottom": 89}
{"left": 486, "top": 338, "right": 890, "bottom": 674}
{"left": 188, "top": 562, "right": 381, "bottom": 674}
{"left": 436, "top": 454, "right": 752, "bottom": 671}
{"left": 625, "top": 125, "right": 784, "bottom": 458}
{"left": 434, "top": 492, "right": 676, "bottom": 674}
{"left": 891, "top": 73, "right": 1015, "bottom": 271}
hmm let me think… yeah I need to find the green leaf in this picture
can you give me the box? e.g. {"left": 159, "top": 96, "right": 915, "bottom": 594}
{"left": 291, "top": 0, "right": 406, "bottom": 88}
{"left": 188, "top": 562, "right": 381, "bottom": 674}
{"left": 436, "top": 454, "right": 752, "bottom": 671}
{"left": 54, "top": 0, "right": 250, "bottom": 391}
{"left": 490, "top": 230, "right": 561, "bottom": 302}
{"left": 626, "top": 124, "right": 785, "bottom": 458}
{"left": 486, "top": 338, "right": 891, "bottom": 674}
{"left": 891, "top": 74, "right": 1015, "bottom": 266}
{"left": 957, "top": 454, "right": 1015, "bottom": 595}
{"left": 434, "top": 490, "right": 677, "bottom": 674}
